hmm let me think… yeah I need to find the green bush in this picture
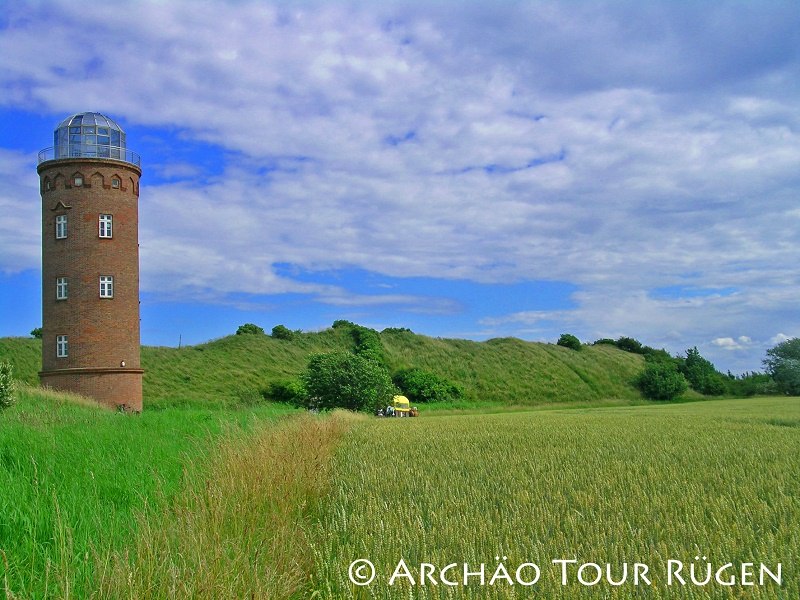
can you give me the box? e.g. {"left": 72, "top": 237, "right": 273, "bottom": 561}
{"left": 329, "top": 321, "right": 388, "bottom": 365}
{"left": 615, "top": 336, "right": 645, "bottom": 354}
{"left": 609, "top": 337, "right": 671, "bottom": 360}
{"left": 382, "top": 327, "right": 413, "bottom": 334}
{"left": 262, "top": 379, "right": 308, "bottom": 406}
{"left": 643, "top": 348, "right": 674, "bottom": 363}
{"left": 730, "top": 372, "right": 777, "bottom": 397}
{"left": 393, "top": 368, "right": 464, "bottom": 403}
{"left": 236, "top": 323, "right": 265, "bottom": 335}
{"left": 679, "top": 347, "right": 728, "bottom": 395}
{"left": 271, "top": 325, "right": 294, "bottom": 340}
{"left": 557, "top": 333, "right": 581, "bottom": 351}
{"left": 636, "top": 362, "right": 688, "bottom": 401}
{"left": 352, "top": 326, "right": 386, "bottom": 365}
{"left": 302, "top": 351, "right": 396, "bottom": 413}
{"left": 0, "top": 362, "right": 15, "bottom": 409}
{"left": 30, "top": 327, "right": 42, "bottom": 339}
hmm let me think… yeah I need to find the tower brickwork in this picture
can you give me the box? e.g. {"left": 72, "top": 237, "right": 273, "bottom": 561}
{"left": 38, "top": 113, "right": 143, "bottom": 411}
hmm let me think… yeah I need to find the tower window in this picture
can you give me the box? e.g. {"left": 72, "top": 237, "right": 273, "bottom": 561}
{"left": 100, "top": 276, "right": 114, "bottom": 298}
{"left": 111, "top": 177, "right": 120, "bottom": 189}
{"left": 99, "top": 214, "right": 113, "bottom": 238}
{"left": 74, "top": 176, "right": 83, "bottom": 186}
{"left": 55, "top": 215, "right": 67, "bottom": 239}
{"left": 57, "top": 335, "right": 68, "bottom": 358}
{"left": 56, "top": 277, "right": 68, "bottom": 300}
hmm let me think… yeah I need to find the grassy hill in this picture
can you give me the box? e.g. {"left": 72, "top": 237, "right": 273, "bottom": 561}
{"left": 0, "top": 328, "right": 645, "bottom": 408}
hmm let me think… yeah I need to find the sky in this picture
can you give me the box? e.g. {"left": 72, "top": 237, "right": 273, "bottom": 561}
{"left": 1, "top": 0, "right": 798, "bottom": 375}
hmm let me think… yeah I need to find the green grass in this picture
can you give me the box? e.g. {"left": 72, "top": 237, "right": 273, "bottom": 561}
{"left": 0, "top": 337, "right": 40, "bottom": 386}
{"left": 0, "top": 385, "right": 297, "bottom": 598}
{"left": 96, "top": 411, "right": 355, "bottom": 599}
{"left": 1, "top": 376, "right": 797, "bottom": 598}
{"left": 310, "top": 397, "right": 800, "bottom": 598}
{"left": 382, "top": 332, "right": 645, "bottom": 405}
{"left": 0, "top": 329, "right": 646, "bottom": 410}
{"left": 7, "top": 330, "right": 779, "bottom": 598}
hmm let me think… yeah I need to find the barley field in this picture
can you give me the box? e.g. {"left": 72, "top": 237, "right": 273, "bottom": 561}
{"left": 310, "top": 397, "right": 800, "bottom": 598}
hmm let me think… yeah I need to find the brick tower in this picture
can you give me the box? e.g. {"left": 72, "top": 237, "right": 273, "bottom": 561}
{"left": 37, "top": 112, "right": 144, "bottom": 411}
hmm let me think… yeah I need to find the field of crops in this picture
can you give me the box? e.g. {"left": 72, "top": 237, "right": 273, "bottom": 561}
{"left": 2, "top": 387, "right": 798, "bottom": 598}
{"left": 311, "top": 397, "right": 800, "bottom": 598}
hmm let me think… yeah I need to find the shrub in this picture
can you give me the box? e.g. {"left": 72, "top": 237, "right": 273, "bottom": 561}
{"left": 557, "top": 333, "right": 581, "bottom": 351}
{"left": 636, "top": 362, "right": 688, "bottom": 401}
{"left": 730, "top": 372, "right": 777, "bottom": 397}
{"left": 30, "top": 327, "right": 43, "bottom": 339}
{"left": 302, "top": 351, "right": 396, "bottom": 413}
{"left": 679, "top": 347, "right": 728, "bottom": 395}
{"left": 236, "top": 323, "right": 265, "bottom": 335}
{"left": 0, "top": 362, "right": 15, "bottom": 409}
{"left": 271, "top": 325, "right": 294, "bottom": 340}
{"left": 262, "top": 379, "right": 308, "bottom": 406}
{"left": 643, "top": 348, "right": 674, "bottom": 363}
{"left": 382, "top": 327, "right": 413, "bottom": 334}
{"left": 615, "top": 336, "right": 645, "bottom": 354}
{"left": 329, "top": 321, "right": 388, "bottom": 365}
{"left": 352, "top": 326, "right": 386, "bottom": 365}
{"left": 393, "top": 368, "right": 464, "bottom": 403}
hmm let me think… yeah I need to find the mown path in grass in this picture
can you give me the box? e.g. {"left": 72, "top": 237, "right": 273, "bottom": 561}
{"left": 96, "top": 410, "right": 355, "bottom": 598}
{"left": 309, "top": 397, "right": 800, "bottom": 599}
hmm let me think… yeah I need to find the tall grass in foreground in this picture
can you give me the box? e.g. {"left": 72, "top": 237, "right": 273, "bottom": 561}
{"left": 95, "top": 411, "right": 356, "bottom": 599}
{"left": 0, "top": 385, "right": 296, "bottom": 598}
{"left": 311, "top": 397, "right": 800, "bottom": 598}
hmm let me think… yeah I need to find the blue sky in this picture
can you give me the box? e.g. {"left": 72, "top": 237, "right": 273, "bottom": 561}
{"left": 1, "top": 1, "right": 799, "bottom": 374}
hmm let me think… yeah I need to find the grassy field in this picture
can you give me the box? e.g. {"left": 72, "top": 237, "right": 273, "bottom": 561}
{"left": 311, "top": 397, "right": 800, "bottom": 598}
{"left": 0, "top": 330, "right": 645, "bottom": 409}
{"left": 3, "top": 333, "right": 794, "bottom": 598}
{"left": 1, "top": 388, "right": 797, "bottom": 598}
{"left": 0, "top": 385, "right": 299, "bottom": 598}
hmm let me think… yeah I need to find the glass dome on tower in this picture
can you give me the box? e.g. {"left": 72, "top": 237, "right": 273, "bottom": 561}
{"left": 40, "top": 111, "right": 140, "bottom": 166}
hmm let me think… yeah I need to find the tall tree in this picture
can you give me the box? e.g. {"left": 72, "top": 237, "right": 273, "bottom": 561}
{"left": 764, "top": 338, "right": 800, "bottom": 395}
{"left": 302, "top": 351, "right": 396, "bottom": 412}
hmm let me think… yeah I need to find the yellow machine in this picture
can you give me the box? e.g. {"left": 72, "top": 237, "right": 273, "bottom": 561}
{"left": 389, "top": 395, "right": 418, "bottom": 417}
{"left": 393, "top": 395, "right": 411, "bottom": 415}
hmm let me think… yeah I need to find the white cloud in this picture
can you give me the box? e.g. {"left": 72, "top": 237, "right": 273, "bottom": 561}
{"left": 712, "top": 336, "right": 754, "bottom": 351}
{"left": 769, "top": 333, "right": 793, "bottom": 345}
{"left": 0, "top": 150, "right": 40, "bottom": 274}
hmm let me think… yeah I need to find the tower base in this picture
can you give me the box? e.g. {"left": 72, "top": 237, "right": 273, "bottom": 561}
{"left": 40, "top": 368, "right": 144, "bottom": 412}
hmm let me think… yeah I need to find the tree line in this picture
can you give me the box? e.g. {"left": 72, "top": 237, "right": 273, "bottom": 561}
{"left": 558, "top": 334, "right": 799, "bottom": 401}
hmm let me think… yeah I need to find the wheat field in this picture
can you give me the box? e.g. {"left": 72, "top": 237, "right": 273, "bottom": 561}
{"left": 310, "top": 397, "right": 800, "bottom": 599}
